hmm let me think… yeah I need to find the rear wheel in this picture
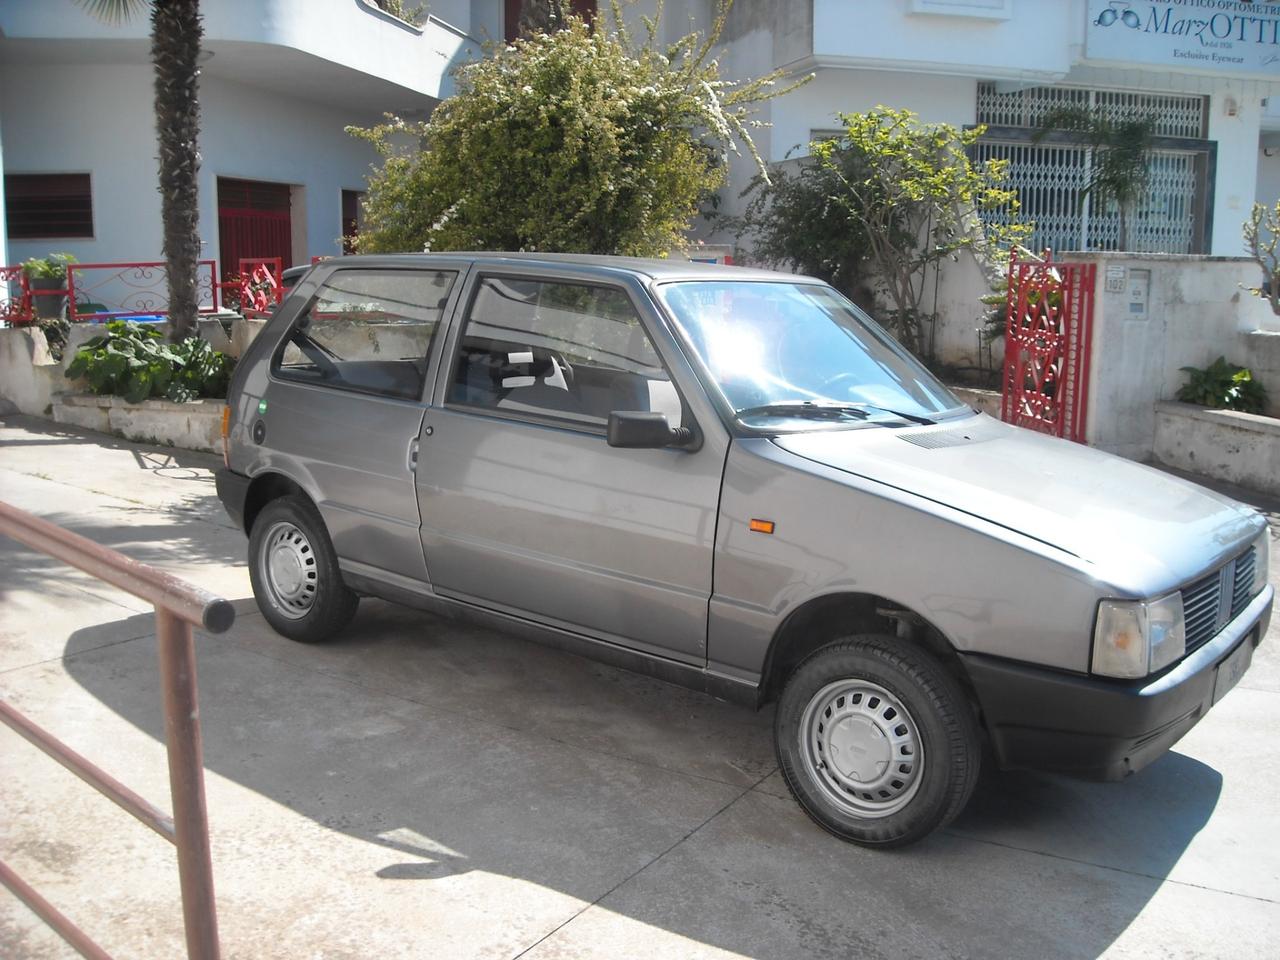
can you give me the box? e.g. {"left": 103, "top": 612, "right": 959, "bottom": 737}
{"left": 248, "top": 494, "right": 358, "bottom": 643}
{"left": 775, "top": 635, "right": 980, "bottom": 847}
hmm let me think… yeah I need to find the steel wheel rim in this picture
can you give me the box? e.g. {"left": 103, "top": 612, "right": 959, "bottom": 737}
{"left": 799, "top": 679, "right": 924, "bottom": 819}
{"left": 260, "top": 521, "right": 318, "bottom": 619}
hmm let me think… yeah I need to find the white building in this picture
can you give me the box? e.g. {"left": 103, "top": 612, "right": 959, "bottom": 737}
{"left": 705, "top": 0, "right": 1280, "bottom": 259}
{"left": 5, "top": 0, "right": 1280, "bottom": 270}
{"left": 0, "top": 0, "right": 495, "bottom": 275}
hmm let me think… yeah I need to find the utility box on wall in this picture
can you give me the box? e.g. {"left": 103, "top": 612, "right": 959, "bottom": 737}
{"left": 1072, "top": 253, "right": 1277, "bottom": 462}
{"left": 1125, "top": 269, "right": 1150, "bottom": 320}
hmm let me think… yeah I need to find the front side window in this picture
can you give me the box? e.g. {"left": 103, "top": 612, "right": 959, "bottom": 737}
{"left": 658, "top": 280, "right": 964, "bottom": 430}
{"left": 448, "top": 276, "right": 683, "bottom": 428}
{"left": 274, "top": 268, "right": 456, "bottom": 400}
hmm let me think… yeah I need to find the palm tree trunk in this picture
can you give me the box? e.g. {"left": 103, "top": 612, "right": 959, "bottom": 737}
{"left": 152, "top": 0, "right": 203, "bottom": 342}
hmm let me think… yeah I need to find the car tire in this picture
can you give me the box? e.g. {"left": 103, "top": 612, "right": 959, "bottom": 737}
{"left": 775, "top": 635, "right": 980, "bottom": 847}
{"left": 248, "top": 494, "right": 358, "bottom": 643}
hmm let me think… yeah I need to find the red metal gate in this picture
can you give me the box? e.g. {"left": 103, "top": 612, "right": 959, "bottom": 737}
{"left": 1000, "top": 251, "right": 1096, "bottom": 444}
{"left": 216, "top": 179, "right": 292, "bottom": 282}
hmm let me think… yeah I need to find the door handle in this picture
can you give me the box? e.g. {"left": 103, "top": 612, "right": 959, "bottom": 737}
{"left": 406, "top": 437, "right": 420, "bottom": 473}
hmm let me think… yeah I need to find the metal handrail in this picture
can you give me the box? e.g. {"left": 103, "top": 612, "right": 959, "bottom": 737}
{"left": 0, "top": 499, "right": 234, "bottom": 960}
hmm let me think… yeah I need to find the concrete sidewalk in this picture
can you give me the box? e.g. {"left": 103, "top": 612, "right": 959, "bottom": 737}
{"left": 1, "top": 413, "right": 1277, "bottom": 960}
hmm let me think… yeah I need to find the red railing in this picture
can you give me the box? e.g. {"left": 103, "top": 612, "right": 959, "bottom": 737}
{"left": 1001, "top": 250, "right": 1096, "bottom": 444}
{"left": 1, "top": 265, "right": 34, "bottom": 326}
{"left": 235, "top": 257, "right": 283, "bottom": 318}
{"left": 66, "top": 261, "right": 221, "bottom": 323}
{"left": 1, "top": 254, "right": 324, "bottom": 328}
{"left": 0, "top": 500, "right": 233, "bottom": 959}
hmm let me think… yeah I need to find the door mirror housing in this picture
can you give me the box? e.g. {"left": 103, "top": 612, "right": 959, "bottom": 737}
{"left": 607, "top": 411, "right": 698, "bottom": 450}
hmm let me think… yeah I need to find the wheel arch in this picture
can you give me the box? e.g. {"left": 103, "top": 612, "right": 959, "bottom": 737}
{"left": 243, "top": 471, "right": 312, "bottom": 534}
{"left": 758, "top": 591, "right": 980, "bottom": 715}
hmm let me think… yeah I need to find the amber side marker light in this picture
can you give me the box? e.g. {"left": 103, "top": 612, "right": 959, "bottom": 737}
{"left": 220, "top": 405, "right": 231, "bottom": 468}
{"left": 749, "top": 519, "right": 775, "bottom": 535}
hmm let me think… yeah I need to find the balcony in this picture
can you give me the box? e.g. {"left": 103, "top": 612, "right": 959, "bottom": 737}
{"left": 0, "top": 0, "right": 482, "bottom": 111}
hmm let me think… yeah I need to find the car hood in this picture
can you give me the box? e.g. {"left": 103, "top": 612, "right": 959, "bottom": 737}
{"left": 771, "top": 414, "right": 1262, "bottom": 594}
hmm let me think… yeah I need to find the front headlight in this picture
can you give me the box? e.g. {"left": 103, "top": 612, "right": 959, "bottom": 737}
{"left": 1092, "top": 592, "right": 1186, "bottom": 678}
{"left": 1254, "top": 531, "right": 1272, "bottom": 599}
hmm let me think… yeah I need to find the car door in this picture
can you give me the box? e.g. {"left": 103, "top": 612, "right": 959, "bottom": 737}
{"left": 260, "top": 262, "right": 465, "bottom": 585}
{"left": 414, "top": 268, "right": 728, "bottom": 664}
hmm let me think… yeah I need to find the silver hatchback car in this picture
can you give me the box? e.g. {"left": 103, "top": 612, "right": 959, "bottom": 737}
{"left": 217, "top": 253, "right": 1272, "bottom": 847}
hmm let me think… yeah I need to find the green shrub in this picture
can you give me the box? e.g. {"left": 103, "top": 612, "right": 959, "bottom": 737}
{"left": 348, "top": 6, "right": 804, "bottom": 257}
{"left": 1177, "top": 356, "right": 1269, "bottom": 414}
{"left": 733, "top": 108, "right": 1030, "bottom": 357}
{"left": 373, "top": 0, "right": 426, "bottom": 26}
{"left": 65, "top": 320, "right": 234, "bottom": 404}
{"left": 22, "top": 252, "right": 77, "bottom": 281}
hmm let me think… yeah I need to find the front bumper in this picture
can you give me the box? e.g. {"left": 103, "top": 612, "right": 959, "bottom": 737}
{"left": 961, "top": 585, "right": 1272, "bottom": 781}
{"left": 215, "top": 467, "right": 251, "bottom": 531}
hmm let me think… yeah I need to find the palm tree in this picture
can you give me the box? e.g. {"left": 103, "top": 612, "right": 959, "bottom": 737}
{"left": 76, "top": 0, "right": 203, "bottom": 341}
{"left": 1035, "top": 106, "right": 1156, "bottom": 252}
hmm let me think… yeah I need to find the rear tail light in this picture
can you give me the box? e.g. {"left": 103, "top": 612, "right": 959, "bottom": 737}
{"left": 220, "top": 405, "right": 231, "bottom": 468}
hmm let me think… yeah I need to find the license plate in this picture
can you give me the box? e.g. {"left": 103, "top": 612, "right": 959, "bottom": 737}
{"left": 1213, "top": 639, "right": 1254, "bottom": 705}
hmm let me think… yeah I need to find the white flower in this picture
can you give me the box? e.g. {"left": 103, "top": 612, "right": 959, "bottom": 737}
{"left": 522, "top": 85, "right": 534, "bottom": 95}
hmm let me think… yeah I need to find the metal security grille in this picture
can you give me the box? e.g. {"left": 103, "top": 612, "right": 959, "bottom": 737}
{"left": 974, "top": 140, "right": 1200, "bottom": 254}
{"left": 975, "top": 139, "right": 1090, "bottom": 256}
{"left": 977, "top": 82, "right": 1206, "bottom": 139}
{"left": 975, "top": 83, "right": 1207, "bottom": 254}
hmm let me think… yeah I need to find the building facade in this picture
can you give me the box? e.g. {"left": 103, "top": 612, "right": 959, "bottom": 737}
{"left": 0, "top": 0, "right": 496, "bottom": 274}
{"left": 5, "top": 0, "right": 1280, "bottom": 271}
{"left": 704, "top": 0, "right": 1280, "bottom": 258}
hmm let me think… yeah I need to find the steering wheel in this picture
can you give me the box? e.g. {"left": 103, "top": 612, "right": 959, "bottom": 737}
{"left": 535, "top": 350, "right": 576, "bottom": 389}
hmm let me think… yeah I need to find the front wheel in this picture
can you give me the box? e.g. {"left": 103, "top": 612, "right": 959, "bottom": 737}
{"left": 774, "top": 635, "right": 980, "bottom": 847}
{"left": 248, "top": 494, "right": 358, "bottom": 643}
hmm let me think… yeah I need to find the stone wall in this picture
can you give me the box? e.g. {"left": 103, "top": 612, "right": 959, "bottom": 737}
{"left": 1153, "top": 402, "right": 1280, "bottom": 496}
{"left": 52, "top": 394, "right": 224, "bottom": 454}
{"left": 1072, "top": 253, "right": 1278, "bottom": 461}
{"left": 0, "top": 327, "right": 60, "bottom": 415}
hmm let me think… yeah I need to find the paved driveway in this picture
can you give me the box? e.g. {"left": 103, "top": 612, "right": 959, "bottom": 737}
{"left": 1, "top": 414, "right": 1277, "bottom": 959}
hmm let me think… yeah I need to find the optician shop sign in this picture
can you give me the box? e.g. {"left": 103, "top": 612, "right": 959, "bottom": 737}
{"left": 1086, "top": 0, "right": 1280, "bottom": 77}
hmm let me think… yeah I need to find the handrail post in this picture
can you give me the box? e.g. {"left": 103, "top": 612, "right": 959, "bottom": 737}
{"left": 156, "top": 608, "right": 221, "bottom": 960}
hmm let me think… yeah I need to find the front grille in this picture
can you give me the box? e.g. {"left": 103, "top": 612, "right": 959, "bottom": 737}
{"left": 1180, "top": 546, "right": 1257, "bottom": 656}
{"left": 1232, "top": 548, "right": 1257, "bottom": 619}
{"left": 1182, "top": 569, "right": 1223, "bottom": 654}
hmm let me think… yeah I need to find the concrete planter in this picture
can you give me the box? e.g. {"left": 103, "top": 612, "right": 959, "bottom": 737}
{"left": 0, "top": 327, "right": 62, "bottom": 415}
{"left": 948, "top": 385, "right": 1001, "bottom": 418}
{"left": 52, "top": 394, "right": 225, "bottom": 454}
{"left": 1153, "top": 401, "right": 1280, "bottom": 496}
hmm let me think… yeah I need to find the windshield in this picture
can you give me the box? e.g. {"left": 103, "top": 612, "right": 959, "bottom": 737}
{"left": 657, "top": 280, "right": 965, "bottom": 429}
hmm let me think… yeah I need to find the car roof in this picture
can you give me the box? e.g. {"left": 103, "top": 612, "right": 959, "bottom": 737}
{"left": 309, "top": 252, "right": 818, "bottom": 284}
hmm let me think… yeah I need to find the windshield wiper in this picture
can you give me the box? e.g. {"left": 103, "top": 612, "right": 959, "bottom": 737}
{"left": 734, "top": 401, "right": 871, "bottom": 422}
{"left": 845, "top": 403, "right": 936, "bottom": 426}
{"left": 734, "top": 400, "right": 936, "bottom": 426}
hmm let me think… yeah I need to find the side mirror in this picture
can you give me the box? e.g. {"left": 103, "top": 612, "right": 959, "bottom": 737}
{"left": 607, "top": 411, "right": 697, "bottom": 450}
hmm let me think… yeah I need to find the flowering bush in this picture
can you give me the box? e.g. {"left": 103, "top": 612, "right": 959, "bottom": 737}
{"left": 735, "top": 108, "right": 1031, "bottom": 356}
{"left": 348, "top": 4, "right": 804, "bottom": 257}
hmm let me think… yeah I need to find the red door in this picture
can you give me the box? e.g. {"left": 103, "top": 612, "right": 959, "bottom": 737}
{"left": 217, "top": 178, "right": 292, "bottom": 281}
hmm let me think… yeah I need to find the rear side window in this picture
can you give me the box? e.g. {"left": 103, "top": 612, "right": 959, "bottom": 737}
{"left": 273, "top": 269, "right": 455, "bottom": 400}
{"left": 447, "top": 276, "right": 684, "bottom": 428}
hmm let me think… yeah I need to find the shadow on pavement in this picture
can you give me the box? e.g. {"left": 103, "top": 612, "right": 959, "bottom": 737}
{"left": 57, "top": 600, "right": 1225, "bottom": 960}
{"left": 0, "top": 511, "right": 243, "bottom": 606}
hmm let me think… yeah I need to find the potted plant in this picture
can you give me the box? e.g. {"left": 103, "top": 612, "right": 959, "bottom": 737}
{"left": 22, "top": 253, "right": 77, "bottom": 320}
